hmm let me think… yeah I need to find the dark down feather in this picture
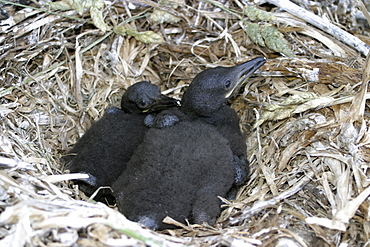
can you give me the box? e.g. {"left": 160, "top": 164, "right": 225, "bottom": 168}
{"left": 113, "top": 57, "right": 266, "bottom": 229}
{"left": 63, "top": 81, "right": 179, "bottom": 201}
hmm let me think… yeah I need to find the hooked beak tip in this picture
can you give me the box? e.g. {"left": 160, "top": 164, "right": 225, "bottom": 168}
{"left": 237, "top": 57, "right": 266, "bottom": 82}
{"left": 225, "top": 57, "right": 266, "bottom": 98}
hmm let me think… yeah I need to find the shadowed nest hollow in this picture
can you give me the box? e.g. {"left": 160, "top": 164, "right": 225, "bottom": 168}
{"left": 1, "top": 0, "right": 370, "bottom": 246}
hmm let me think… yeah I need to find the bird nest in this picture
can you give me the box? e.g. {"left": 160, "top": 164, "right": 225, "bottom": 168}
{"left": 1, "top": 0, "right": 370, "bottom": 246}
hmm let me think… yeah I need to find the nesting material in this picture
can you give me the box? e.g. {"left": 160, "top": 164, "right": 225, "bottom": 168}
{"left": 0, "top": 0, "right": 370, "bottom": 246}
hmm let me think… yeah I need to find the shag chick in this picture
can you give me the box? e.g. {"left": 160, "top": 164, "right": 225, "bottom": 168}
{"left": 63, "top": 81, "right": 179, "bottom": 200}
{"left": 113, "top": 57, "right": 266, "bottom": 230}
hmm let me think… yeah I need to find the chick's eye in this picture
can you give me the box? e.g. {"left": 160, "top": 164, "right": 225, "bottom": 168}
{"left": 139, "top": 100, "right": 147, "bottom": 108}
{"left": 224, "top": 79, "right": 231, "bottom": 89}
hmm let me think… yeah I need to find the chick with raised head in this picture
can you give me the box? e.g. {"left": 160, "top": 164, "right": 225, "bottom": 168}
{"left": 113, "top": 58, "right": 266, "bottom": 230}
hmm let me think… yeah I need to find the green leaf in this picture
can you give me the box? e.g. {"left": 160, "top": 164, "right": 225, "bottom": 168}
{"left": 114, "top": 26, "right": 164, "bottom": 44}
{"left": 90, "top": 6, "right": 109, "bottom": 32}
{"left": 261, "top": 24, "right": 294, "bottom": 57}
{"left": 47, "top": 1, "right": 73, "bottom": 11}
{"left": 148, "top": 9, "right": 181, "bottom": 24}
{"left": 245, "top": 22, "right": 265, "bottom": 47}
{"left": 244, "top": 5, "right": 275, "bottom": 21}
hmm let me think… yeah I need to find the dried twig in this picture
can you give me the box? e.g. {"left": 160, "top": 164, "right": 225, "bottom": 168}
{"left": 266, "top": 0, "right": 370, "bottom": 56}
{"left": 229, "top": 172, "right": 313, "bottom": 225}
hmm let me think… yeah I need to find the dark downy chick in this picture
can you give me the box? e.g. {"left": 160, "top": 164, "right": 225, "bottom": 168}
{"left": 113, "top": 57, "right": 266, "bottom": 230}
{"left": 62, "top": 81, "right": 179, "bottom": 201}
{"left": 181, "top": 57, "right": 266, "bottom": 196}
{"left": 146, "top": 57, "right": 266, "bottom": 197}
{"left": 114, "top": 120, "right": 233, "bottom": 230}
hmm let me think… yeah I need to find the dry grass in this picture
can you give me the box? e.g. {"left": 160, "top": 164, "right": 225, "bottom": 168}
{"left": 0, "top": 0, "right": 370, "bottom": 246}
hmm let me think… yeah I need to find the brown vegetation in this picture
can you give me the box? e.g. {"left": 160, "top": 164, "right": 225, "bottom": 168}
{"left": 0, "top": 0, "right": 369, "bottom": 246}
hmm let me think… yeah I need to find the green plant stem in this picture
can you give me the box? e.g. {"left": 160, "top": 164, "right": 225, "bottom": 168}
{"left": 119, "top": 229, "right": 162, "bottom": 247}
{"left": 201, "top": 0, "right": 244, "bottom": 19}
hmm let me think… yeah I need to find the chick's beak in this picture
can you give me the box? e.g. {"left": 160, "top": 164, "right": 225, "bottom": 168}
{"left": 226, "top": 57, "right": 266, "bottom": 98}
{"left": 143, "top": 95, "right": 180, "bottom": 113}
